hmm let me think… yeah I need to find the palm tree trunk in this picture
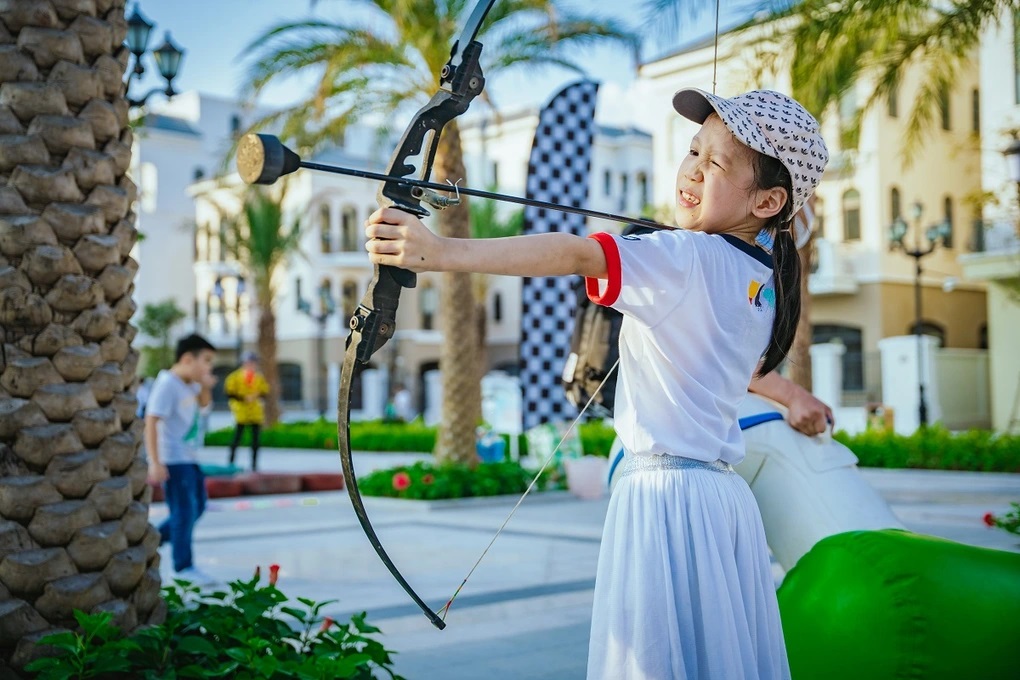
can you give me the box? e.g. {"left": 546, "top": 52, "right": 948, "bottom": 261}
{"left": 255, "top": 291, "right": 281, "bottom": 426}
{"left": 432, "top": 121, "right": 481, "bottom": 464}
{"left": 0, "top": 4, "right": 161, "bottom": 668}
{"left": 789, "top": 229, "right": 814, "bottom": 391}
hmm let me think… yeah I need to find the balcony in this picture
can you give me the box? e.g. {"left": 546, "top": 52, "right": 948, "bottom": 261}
{"left": 808, "top": 239, "right": 859, "bottom": 296}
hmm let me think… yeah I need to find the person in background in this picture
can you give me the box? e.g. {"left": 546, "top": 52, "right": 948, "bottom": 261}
{"left": 145, "top": 334, "right": 217, "bottom": 586}
{"left": 224, "top": 351, "right": 270, "bottom": 471}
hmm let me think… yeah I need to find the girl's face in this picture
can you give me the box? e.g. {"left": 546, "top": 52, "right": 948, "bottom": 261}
{"left": 673, "top": 115, "right": 763, "bottom": 238}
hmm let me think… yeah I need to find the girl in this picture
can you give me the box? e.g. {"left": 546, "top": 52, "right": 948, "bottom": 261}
{"left": 365, "top": 88, "right": 828, "bottom": 680}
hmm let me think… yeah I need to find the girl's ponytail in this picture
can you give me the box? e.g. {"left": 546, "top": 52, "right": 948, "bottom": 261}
{"left": 753, "top": 152, "right": 801, "bottom": 376}
{"left": 760, "top": 225, "right": 800, "bottom": 376}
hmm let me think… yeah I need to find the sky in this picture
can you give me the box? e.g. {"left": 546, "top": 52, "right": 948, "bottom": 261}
{"left": 129, "top": 0, "right": 762, "bottom": 127}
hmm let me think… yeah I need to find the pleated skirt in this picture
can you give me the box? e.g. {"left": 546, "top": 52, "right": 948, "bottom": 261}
{"left": 587, "top": 454, "right": 790, "bottom": 680}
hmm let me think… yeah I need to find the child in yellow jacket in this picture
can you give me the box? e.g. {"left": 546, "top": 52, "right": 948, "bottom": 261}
{"left": 224, "top": 351, "right": 270, "bottom": 470}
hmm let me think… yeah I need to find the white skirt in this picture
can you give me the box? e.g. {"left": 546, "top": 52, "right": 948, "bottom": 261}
{"left": 587, "top": 455, "right": 790, "bottom": 680}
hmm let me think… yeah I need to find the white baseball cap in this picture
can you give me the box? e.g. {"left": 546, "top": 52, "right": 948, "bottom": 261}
{"left": 672, "top": 88, "right": 829, "bottom": 218}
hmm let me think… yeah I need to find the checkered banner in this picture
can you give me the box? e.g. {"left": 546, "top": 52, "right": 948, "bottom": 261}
{"left": 519, "top": 80, "right": 600, "bottom": 430}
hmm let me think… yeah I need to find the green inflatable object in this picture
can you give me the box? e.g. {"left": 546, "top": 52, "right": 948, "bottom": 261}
{"left": 777, "top": 529, "right": 1020, "bottom": 680}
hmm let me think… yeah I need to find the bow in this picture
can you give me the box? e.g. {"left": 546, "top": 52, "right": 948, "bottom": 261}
{"left": 239, "top": 0, "right": 497, "bottom": 630}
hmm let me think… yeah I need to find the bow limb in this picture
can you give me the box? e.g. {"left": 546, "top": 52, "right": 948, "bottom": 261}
{"left": 337, "top": 0, "right": 497, "bottom": 631}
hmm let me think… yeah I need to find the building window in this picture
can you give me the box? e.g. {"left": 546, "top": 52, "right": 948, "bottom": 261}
{"left": 814, "top": 197, "right": 825, "bottom": 238}
{"left": 887, "top": 83, "right": 898, "bottom": 118}
{"left": 603, "top": 170, "right": 612, "bottom": 196}
{"left": 490, "top": 161, "right": 499, "bottom": 187}
{"left": 419, "top": 282, "right": 437, "bottom": 330}
{"left": 637, "top": 172, "right": 649, "bottom": 209}
{"left": 139, "top": 162, "right": 157, "bottom": 213}
{"left": 230, "top": 114, "right": 242, "bottom": 136}
{"left": 341, "top": 280, "right": 358, "bottom": 320}
{"left": 842, "top": 189, "right": 861, "bottom": 241}
{"left": 838, "top": 89, "right": 859, "bottom": 149}
{"left": 319, "top": 204, "right": 332, "bottom": 253}
{"left": 942, "top": 195, "right": 954, "bottom": 248}
{"left": 890, "top": 187, "right": 901, "bottom": 223}
{"left": 1015, "top": 9, "right": 1020, "bottom": 104}
{"left": 812, "top": 324, "right": 864, "bottom": 392}
{"left": 939, "top": 85, "right": 951, "bottom": 131}
{"left": 493, "top": 292, "right": 503, "bottom": 323}
{"left": 971, "top": 89, "right": 980, "bottom": 134}
{"left": 619, "top": 173, "right": 629, "bottom": 211}
{"left": 193, "top": 166, "right": 205, "bottom": 181}
{"left": 341, "top": 206, "right": 358, "bottom": 252}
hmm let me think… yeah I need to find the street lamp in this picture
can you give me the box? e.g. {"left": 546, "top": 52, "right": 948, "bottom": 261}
{"left": 297, "top": 280, "right": 336, "bottom": 418}
{"left": 124, "top": 4, "right": 185, "bottom": 109}
{"left": 889, "top": 200, "right": 951, "bottom": 428}
{"left": 213, "top": 274, "right": 246, "bottom": 359}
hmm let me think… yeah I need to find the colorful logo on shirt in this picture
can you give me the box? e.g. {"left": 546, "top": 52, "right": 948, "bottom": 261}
{"left": 747, "top": 280, "right": 775, "bottom": 311}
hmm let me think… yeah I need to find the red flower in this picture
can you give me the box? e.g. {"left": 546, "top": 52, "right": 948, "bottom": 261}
{"left": 269, "top": 563, "right": 280, "bottom": 586}
{"left": 392, "top": 472, "right": 412, "bottom": 491}
{"left": 319, "top": 617, "right": 335, "bottom": 633}
{"left": 421, "top": 474, "right": 434, "bottom": 485}
{"left": 983, "top": 512, "right": 997, "bottom": 527}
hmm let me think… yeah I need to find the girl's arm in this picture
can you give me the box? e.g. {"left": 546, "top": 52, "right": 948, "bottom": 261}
{"left": 365, "top": 208, "right": 608, "bottom": 279}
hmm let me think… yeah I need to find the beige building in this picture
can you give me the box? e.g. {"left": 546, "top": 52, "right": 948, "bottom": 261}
{"left": 637, "top": 23, "right": 987, "bottom": 406}
{"left": 960, "top": 9, "right": 1020, "bottom": 432}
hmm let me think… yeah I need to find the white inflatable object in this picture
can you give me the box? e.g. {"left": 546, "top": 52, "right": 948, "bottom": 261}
{"left": 606, "top": 394, "right": 904, "bottom": 570}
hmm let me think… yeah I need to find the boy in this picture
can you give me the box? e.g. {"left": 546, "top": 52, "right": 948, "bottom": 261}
{"left": 145, "top": 333, "right": 217, "bottom": 585}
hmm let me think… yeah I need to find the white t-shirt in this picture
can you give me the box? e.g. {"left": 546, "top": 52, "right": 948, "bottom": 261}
{"left": 586, "top": 229, "right": 775, "bottom": 465}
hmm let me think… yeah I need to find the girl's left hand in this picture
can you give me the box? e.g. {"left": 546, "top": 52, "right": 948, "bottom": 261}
{"left": 365, "top": 208, "right": 443, "bottom": 272}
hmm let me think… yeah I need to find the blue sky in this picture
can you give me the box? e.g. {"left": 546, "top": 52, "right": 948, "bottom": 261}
{"left": 131, "top": 0, "right": 759, "bottom": 119}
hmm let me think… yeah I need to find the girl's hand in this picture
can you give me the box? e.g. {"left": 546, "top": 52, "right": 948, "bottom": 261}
{"left": 365, "top": 208, "right": 443, "bottom": 272}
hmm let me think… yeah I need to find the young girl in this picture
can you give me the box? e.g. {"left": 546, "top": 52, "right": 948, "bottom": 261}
{"left": 365, "top": 88, "right": 828, "bottom": 680}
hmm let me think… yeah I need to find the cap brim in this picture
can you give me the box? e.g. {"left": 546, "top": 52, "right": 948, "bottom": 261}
{"left": 672, "top": 88, "right": 718, "bottom": 125}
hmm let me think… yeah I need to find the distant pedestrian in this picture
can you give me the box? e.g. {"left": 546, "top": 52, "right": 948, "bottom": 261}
{"left": 224, "top": 351, "right": 269, "bottom": 470}
{"left": 145, "top": 333, "right": 218, "bottom": 586}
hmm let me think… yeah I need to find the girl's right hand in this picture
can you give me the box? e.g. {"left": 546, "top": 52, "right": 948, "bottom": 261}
{"left": 365, "top": 208, "right": 443, "bottom": 273}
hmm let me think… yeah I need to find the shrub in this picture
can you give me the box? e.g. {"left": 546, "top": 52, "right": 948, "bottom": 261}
{"left": 25, "top": 568, "right": 402, "bottom": 679}
{"left": 358, "top": 460, "right": 556, "bottom": 501}
{"left": 833, "top": 426, "right": 1020, "bottom": 473}
{"left": 206, "top": 419, "right": 619, "bottom": 458}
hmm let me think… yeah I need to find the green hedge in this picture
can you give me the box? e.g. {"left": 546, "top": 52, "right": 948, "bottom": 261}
{"left": 206, "top": 420, "right": 1020, "bottom": 472}
{"left": 833, "top": 426, "right": 1020, "bottom": 473}
{"left": 359, "top": 460, "right": 556, "bottom": 500}
{"left": 206, "top": 418, "right": 619, "bottom": 457}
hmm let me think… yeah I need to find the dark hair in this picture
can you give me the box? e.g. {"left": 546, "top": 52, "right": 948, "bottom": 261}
{"left": 175, "top": 334, "right": 216, "bottom": 362}
{"left": 752, "top": 153, "right": 800, "bottom": 377}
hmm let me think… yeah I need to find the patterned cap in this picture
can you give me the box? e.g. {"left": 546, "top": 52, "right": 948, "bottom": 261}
{"left": 672, "top": 88, "right": 828, "bottom": 216}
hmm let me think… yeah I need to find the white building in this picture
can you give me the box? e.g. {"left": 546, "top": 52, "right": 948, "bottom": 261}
{"left": 960, "top": 11, "right": 1020, "bottom": 431}
{"left": 130, "top": 92, "right": 270, "bottom": 344}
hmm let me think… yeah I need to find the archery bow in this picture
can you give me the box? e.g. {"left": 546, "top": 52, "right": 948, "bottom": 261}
{"left": 238, "top": 0, "right": 498, "bottom": 631}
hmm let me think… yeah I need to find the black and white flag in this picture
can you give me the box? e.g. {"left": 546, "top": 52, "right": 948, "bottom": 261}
{"left": 518, "top": 80, "right": 599, "bottom": 430}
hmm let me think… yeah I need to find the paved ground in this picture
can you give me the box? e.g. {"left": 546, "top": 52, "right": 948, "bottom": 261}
{"left": 151, "top": 445, "right": 1020, "bottom": 679}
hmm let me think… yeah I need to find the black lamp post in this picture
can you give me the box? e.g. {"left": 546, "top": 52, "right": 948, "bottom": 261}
{"left": 297, "top": 280, "right": 336, "bottom": 418}
{"left": 125, "top": 4, "right": 185, "bottom": 109}
{"left": 889, "top": 201, "right": 951, "bottom": 428}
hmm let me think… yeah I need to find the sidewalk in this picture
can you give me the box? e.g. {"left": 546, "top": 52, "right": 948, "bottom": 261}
{"left": 154, "top": 446, "right": 1020, "bottom": 679}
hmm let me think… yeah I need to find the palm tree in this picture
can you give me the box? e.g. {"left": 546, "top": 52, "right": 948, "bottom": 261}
{"left": 240, "top": 0, "right": 636, "bottom": 463}
{"left": 0, "top": 4, "right": 160, "bottom": 669}
{"left": 469, "top": 194, "right": 524, "bottom": 378}
{"left": 220, "top": 187, "right": 305, "bottom": 426}
{"left": 784, "top": 0, "right": 1005, "bottom": 161}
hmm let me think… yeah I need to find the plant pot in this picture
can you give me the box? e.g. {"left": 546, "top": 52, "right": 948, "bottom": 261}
{"left": 564, "top": 456, "right": 607, "bottom": 500}
{"left": 301, "top": 473, "right": 345, "bottom": 492}
{"left": 236, "top": 473, "right": 303, "bottom": 496}
{"left": 205, "top": 477, "right": 245, "bottom": 499}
